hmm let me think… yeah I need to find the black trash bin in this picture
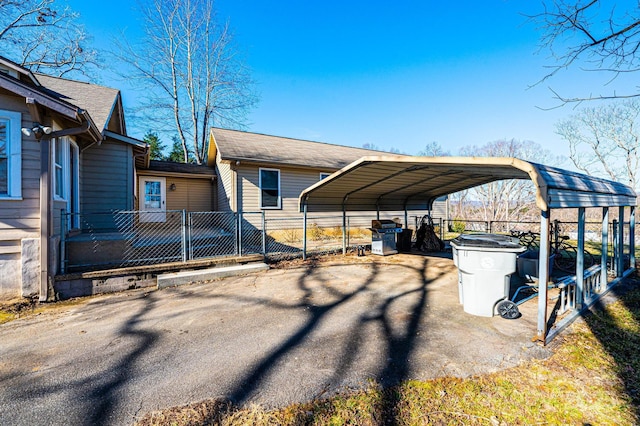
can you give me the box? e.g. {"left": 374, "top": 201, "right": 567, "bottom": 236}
{"left": 397, "top": 229, "right": 413, "bottom": 252}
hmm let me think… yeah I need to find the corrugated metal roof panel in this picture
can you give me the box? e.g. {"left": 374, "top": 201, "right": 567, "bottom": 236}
{"left": 300, "top": 156, "right": 636, "bottom": 212}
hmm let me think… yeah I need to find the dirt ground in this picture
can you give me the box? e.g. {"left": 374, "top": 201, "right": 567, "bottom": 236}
{"left": 0, "top": 251, "right": 554, "bottom": 426}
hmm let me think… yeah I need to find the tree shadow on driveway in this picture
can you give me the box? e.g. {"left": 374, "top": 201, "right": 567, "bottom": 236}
{"left": 219, "top": 256, "right": 446, "bottom": 426}
{"left": 0, "top": 291, "right": 160, "bottom": 426}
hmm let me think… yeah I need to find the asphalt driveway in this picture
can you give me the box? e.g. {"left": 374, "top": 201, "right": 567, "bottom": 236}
{"left": 0, "top": 254, "right": 552, "bottom": 425}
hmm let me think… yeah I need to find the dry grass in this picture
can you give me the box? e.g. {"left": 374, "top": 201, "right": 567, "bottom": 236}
{"left": 136, "top": 283, "right": 640, "bottom": 426}
{"left": 0, "top": 297, "right": 90, "bottom": 325}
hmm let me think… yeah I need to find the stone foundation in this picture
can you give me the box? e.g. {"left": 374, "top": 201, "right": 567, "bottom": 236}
{"left": 54, "top": 274, "right": 156, "bottom": 300}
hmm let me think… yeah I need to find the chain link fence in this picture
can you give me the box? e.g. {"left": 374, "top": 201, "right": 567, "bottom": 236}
{"left": 60, "top": 210, "right": 637, "bottom": 274}
{"left": 62, "top": 210, "right": 405, "bottom": 272}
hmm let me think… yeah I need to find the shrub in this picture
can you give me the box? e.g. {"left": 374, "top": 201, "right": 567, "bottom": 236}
{"left": 451, "top": 219, "right": 466, "bottom": 233}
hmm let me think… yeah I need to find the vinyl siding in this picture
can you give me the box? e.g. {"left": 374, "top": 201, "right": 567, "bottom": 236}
{"left": 215, "top": 151, "right": 233, "bottom": 211}
{"left": 235, "top": 164, "right": 447, "bottom": 229}
{"left": 81, "top": 140, "right": 132, "bottom": 213}
{"left": 0, "top": 94, "right": 41, "bottom": 298}
{"left": 0, "top": 94, "right": 41, "bottom": 246}
{"left": 80, "top": 140, "right": 133, "bottom": 232}
{"left": 165, "top": 177, "right": 214, "bottom": 211}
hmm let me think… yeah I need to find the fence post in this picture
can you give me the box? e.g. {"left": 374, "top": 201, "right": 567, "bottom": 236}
{"left": 485, "top": 221, "right": 490, "bottom": 233}
{"left": 234, "top": 212, "right": 239, "bottom": 256}
{"left": 187, "top": 212, "right": 193, "bottom": 261}
{"left": 238, "top": 211, "right": 243, "bottom": 256}
{"left": 60, "top": 210, "right": 66, "bottom": 274}
{"left": 181, "top": 210, "right": 187, "bottom": 262}
{"left": 262, "top": 210, "right": 266, "bottom": 256}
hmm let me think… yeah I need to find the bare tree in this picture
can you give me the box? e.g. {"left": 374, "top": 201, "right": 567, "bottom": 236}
{"left": 556, "top": 99, "right": 640, "bottom": 189}
{"left": 114, "top": 0, "right": 257, "bottom": 164}
{"left": 532, "top": 1, "right": 640, "bottom": 103}
{"left": 458, "top": 139, "right": 563, "bottom": 222}
{"left": 417, "top": 141, "right": 451, "bottom": 156}
{"left": 0, "top": 0, "right": 97, "bottom": 77}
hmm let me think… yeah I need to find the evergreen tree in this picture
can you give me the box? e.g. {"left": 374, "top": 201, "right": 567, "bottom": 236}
{"left": 167, "top": 136, "right": 193, "bottom": 163}
{"left": 143, "top": 131, "right": 165, "bottom": 160}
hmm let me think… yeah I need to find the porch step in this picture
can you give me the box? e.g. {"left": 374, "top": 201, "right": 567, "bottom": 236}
{"left": 157, "top": 262, "right": 270, "bottom": 289}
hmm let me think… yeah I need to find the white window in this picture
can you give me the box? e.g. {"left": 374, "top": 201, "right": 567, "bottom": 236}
{"left": 319, "top": 172, "right": 331, "bottom": 180}
{"left": 52, "top": 137, "right": 80, "bottom": 228}
{"left": 54, "top": 138, "right": 64, "bottom": 199}
{"left": 259, "top": 168, "right": 281, "bottom": 209}
{"left": 0, "top": 110, "right": 22, "bottom": 199}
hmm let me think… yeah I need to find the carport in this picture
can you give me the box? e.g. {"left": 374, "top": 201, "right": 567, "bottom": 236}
{"left": 299, "top": 156, "right": 637, "bottom": 344}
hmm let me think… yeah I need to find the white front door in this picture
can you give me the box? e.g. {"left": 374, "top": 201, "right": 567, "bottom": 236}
{"left": 139, "top": 176, "right": 166, "bottom": 222}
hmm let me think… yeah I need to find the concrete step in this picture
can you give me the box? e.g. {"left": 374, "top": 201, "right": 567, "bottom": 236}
{"left": 157, "top": 262, "right": 270, "bottom": 289}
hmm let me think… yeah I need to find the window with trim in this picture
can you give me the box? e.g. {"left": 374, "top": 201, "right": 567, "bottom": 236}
{"left": 319, "top": 172, "right": 331, "bottom": 180}
{"left": 52, "top": 137, "right": 80, "bottom": 228}
{"left": 54, "top": 138, "right": 64, "bottom": 199}
{"left": 0, "top": 110, "right": 22, "bottom": 199}
{"left": 259, "top": 168, "right": 281, "bottom": 209}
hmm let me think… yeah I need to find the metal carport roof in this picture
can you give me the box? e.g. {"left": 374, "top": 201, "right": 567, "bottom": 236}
{"left": 299, "top": 156, "right": 636, "bottom": 213}
{"left": 298, "top": 155, "right": 637, "bottom": 345}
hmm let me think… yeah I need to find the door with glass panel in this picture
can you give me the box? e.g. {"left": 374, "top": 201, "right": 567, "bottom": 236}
{"left": 139, "top": 177, "right": 166, "bottom": 222}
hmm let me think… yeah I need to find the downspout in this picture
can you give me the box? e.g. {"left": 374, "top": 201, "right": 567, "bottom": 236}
{"left": 38, "top": 123, "right": 101, "bottom": 302}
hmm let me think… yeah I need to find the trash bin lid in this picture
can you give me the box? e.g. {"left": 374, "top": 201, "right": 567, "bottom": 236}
{"left": 451, "top": 233, "right": 524, "bottom": 251}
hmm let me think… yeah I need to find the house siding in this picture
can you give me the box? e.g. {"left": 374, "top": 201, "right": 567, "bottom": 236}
{"left": 0, "top": 93, "right": 41, "bottom": 299}
{"left": 165, "top": 177, "right": 214, "bottom": 212}
{"left": 233, "top": 163, "right": 445, "bottom": 229}
{"left": 79, "top": 140, "right": 133, "bottom": 233}
{"left": 215, "top": 151, "right": 233, "bottom": 212}
{"left": 81, "top": 140, "right": 132, "bottom": 213}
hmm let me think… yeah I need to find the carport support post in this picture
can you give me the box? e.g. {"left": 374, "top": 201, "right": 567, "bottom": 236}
{"left": 536, "top": 209, "right": 551, "bottom": 343}
{"left": 601, "top": 207, "right": 609, "bottom": 292}
{"left": 404, "top": 207, "right": 408, "bottom": 231}
{"left": 302, "top": 203, "right": 308, "bottom": 260}
{"left": 342, "top": 205, "right": 347, "bottom": 255}
{"left": 618, "top": 206, "right": 625, "bottom": 277}
{"left": 576, "top": 207, "right": 585, "bottom": 309}
{"left": 630, "top": 206, "right": 636, "bottom": 271}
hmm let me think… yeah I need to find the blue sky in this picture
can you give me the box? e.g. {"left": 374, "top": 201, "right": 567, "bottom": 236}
{"left": 64, "top": 0, "right": 625, "bottom": 159}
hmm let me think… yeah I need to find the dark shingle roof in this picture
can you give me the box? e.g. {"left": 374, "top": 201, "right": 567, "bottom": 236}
{"left": 146, "top": 160, "right": 216, "bottom": 176}
{"left": 35, "top": 74, "right": 120, "bottom": 132}
{"left": 212, "top": 128, "right": 397, "bottom": 170}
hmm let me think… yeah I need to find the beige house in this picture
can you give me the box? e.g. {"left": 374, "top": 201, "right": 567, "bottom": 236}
{"left": 207, "top": 127, "right": 446, "bottom": 224}
{"left": 0, "top": 56, "right": 147, "bottom": 301}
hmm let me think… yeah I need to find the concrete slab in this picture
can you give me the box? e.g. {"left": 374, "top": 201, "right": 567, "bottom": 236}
{"left": 157, "top": 262, "right": 270, "bottom": 289}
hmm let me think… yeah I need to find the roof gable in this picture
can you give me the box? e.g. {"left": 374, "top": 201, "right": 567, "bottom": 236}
{"left": 35, "top": 74, "right": 122, "bottom": 132}
{"left": 210, "top": 127, "right": 397, "bottom": 170}
{"left": 0, "top": 56, "right": 39, "bottom": 85}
